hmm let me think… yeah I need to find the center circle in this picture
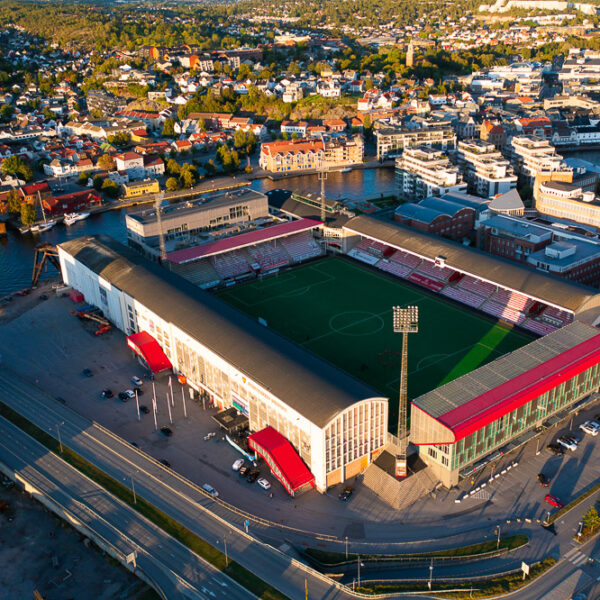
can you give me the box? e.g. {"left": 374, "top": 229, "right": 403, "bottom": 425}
{"left": 329, "top": 311, "right": 385, "bottom": 336}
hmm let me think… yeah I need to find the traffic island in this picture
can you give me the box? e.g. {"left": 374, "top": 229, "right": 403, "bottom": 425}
{"left": 354, "top": 556, "right": 556, "bottom": 598}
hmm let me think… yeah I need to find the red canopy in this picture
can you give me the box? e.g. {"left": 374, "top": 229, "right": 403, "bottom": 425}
{"left": 249, "top": 426, "right": 314, "bottom": 495}
{"left": 126, "top": 331, "right": 172, "bottom": 374}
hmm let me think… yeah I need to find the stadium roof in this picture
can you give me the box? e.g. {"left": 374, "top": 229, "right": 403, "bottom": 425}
{"left": 59, "top": 235, "right": 384, "bottom": 429}
{"left": 411, "top": 321, "right": 600, "bottom": 444}
{"left": 344, "top": 215, "right": 600, "bottom": 317}
{"left": 167, "top": 218, "right": 321, "bottom": 264}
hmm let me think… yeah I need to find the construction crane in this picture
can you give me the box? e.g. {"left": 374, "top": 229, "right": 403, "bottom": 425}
{"left": 32, "top": 243, "right": 60, "bottom": 287}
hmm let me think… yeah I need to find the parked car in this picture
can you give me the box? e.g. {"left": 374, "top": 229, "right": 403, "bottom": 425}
{"left": 238, "top": 465, "right": 250, "bottom": 477}
{"left": 122, "top": 389, "right": 135, "bottom": 400}
{"left": 160, "top": 426, "right": 173, "bottom": 437}
{"left": 81, "top": 368, "right": 93, "bottom": 377}
{"left": 118, "top": 392, "right": 130, "bottom": 402}
{"left": 545, "top": 494, "right": 563, "bottom": 509}
{"left": 101, "top": 388, "right": 113, "bottom": 399}
{"left": 131, "top": 375, "right": 143, "bottom": 387}
{"left": 202, "top": 483, "right": 219, "bottom": 498}
{"left": 537, "top": 473, "right": 550, "bottom": 487}
{"left": 257, "top": 477, "right": 271, "bottom": 490}
{"left": 133, "top": 386, "right": 143, "bottom": 396}
{"left": 339, "top": 487, "right": 354, "bottom": 501}
{"left": 160, "top": 459, "right": 171, "bottom": 468}
{"left": 232, "top": 458, "right": 244, "bottom": 471}
{"left": 580, "top": 420, "right": 600, "bottom": 436}
{"left": 246, "top": 469, "right": 260, "bottom": 483}
{"left": 557, "top": 436, "right": 577, "bottom": 452}
{"left": 546, "top": 443, "right": 564, "bottom": 456}
{"left": 139, "top": 405, "right": 149, "bottom": 414}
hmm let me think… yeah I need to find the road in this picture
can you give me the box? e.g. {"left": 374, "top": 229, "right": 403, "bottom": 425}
{"left": 0, "top": 415, "right": 250, "bottom": 600}
{"left": 0, "top": 369, "right": 366, "bottom": 600}
{"left": 2, "top": 367, "right": 600, "bottom": 599}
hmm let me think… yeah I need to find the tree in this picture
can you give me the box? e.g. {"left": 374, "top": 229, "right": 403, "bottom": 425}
{"left": 162, "top": 117, "right": 176, "bottom": 138}
{"left": 93, "top": 175, "right": 104, "bottom": 191}
{"left": 583, "top": 505, "right": 600, "bottom": 533}
{"left": 97, "top": 154, "right": 115, "bottom": 171}
{"left": 20, "top": 202, "right": 37, "bottom": 226}
{"left": 7, "top": 189, "right": 21, "bottom": 214}
{"left": 180, "top": 163, "right": 198, "bottom": 188}
{"left": 77, "top": 172, "right": 90, "bottom": 186}
{"left": 0, "top": 104, "right": 14, "bottom": 122}
{"left": 1, "top": 155, "right": 33, "bottom": 182}
{"left": 101, "top": 179, "right": 119, "bottom": 199}
{"left": 166, "top": 158, "right": 181, "bottom": 176}
{"left": 166, "top": 177, "right": 179, "bottom": 191}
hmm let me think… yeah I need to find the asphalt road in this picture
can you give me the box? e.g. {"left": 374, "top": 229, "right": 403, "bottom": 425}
{"left": 0, "top": 368, "right": 366, "bottom": 600}
{"left": 0, "top": 415, "right": 249, "bottom": 600}
{"left": 2, "top": 366, "right": 600, "bottom": 599}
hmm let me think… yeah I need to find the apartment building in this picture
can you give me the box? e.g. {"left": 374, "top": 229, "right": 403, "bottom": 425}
{"left": 259, "top": 136, "right": 363, "bottom": 174}
{"left": 509, "top": 135, "right": 572, "bottom": 189}
{"left": 375, "top": 126, "right": 456, "bottom": 160}
{"left": 395, "top": 147, "right": 467, "bottom": 201}
{"left": 536, "top": 174, "right": 600, "bottom": 228}
{"left": 457, "top": 140, "right": 517, "bottom": 198}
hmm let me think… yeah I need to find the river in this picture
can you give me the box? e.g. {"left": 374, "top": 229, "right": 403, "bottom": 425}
{"left": 0, "top": 168, "right": 397, "bottom": 296}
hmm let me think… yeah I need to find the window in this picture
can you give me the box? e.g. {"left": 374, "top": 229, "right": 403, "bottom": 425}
{"left": 99, "top": 287, "right": 108, "bottom": 306}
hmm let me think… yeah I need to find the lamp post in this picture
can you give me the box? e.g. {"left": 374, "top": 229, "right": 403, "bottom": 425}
{"left": 392, "top": 305, "right": 419, "bottom": 478}
{"left": 135, "top": 388, "right": 140, "bottom": 421}
{"left": 428, "top": 558, "right": 433, "bottom": 590}
{"left": 345, "top": 536, "right": 348, "bottom": 560}
{"left": 495, "top": 525, "right": 501, "bottom": 550}
{"left": 56, "top": 421, "right": 64, "bottom": 454}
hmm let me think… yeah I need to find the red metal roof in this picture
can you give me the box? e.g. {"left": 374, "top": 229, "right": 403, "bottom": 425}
{"left": 248, "top": 426, "right": 314, "bottom": 495}
{"left": 438, "top": 333, "right": 600, "bottom": 443}
{"left": 167, "top": 219, "right": 321, "bottom": 264}
{"left": 126, "top": 331, "right": 173, "bottom": 374}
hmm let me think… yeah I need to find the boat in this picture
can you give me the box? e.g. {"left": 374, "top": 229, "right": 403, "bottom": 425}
{"left": 30, "top": 190, "right": 57, "bottom": 233}
{"left": 63, "top": 212, "right": 90, "bottom": 226}
{"left": 340, "top": 167, "right": 352, "bottom": 173}
{"left": 30, "top": 219, "right": 57, "bottom": 233}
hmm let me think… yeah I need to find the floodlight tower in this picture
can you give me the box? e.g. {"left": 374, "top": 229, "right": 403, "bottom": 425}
{"left": 392, "top": 305, "right": 419, "bottom": 479}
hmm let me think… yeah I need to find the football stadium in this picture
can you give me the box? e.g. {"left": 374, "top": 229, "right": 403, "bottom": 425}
{"left": 58, "top": 203, "right": 600, "bottom": 494}
{"left": 217, "top": 257, "right": 533, "bottom": 419}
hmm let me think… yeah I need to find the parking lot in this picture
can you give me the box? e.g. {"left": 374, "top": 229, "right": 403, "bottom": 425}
{"left": 3, "top": 292, "right": 600, "bottom": 543}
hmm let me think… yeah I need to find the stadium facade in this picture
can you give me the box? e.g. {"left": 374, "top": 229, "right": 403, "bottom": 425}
{"left": 57, "top": 235, "right": 389, "bottom": 492}
{"left": 411, "top": 321, "right": 600, "bottom": 487}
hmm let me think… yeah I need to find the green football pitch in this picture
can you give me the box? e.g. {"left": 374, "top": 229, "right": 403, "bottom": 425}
{"left": 216, "top": 257, "right": 533, "bottom": 423}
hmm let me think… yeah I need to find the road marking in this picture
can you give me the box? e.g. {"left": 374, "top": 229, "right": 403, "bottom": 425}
{"left": 565, "top": 547, "right": 579, "bottom": 559}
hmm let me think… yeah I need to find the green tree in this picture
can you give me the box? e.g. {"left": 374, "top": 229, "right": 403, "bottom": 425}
{"left": 166, "top": 158, "right": 181, "bottom": 176}
{"left": 77, "top": 172, "right": 90, "bottom": 186}
{"left": 180, "top": 165, "right": 198, "bottom": 188}
{"left": 0, "top": 104, "right": 14, "bottom": 122}
{"left": 93, "top": 174, "right": 104, "bottom": 191}
{"left": 583, "top": 505, "right": 600, "bottom": 533}
{"left": 166, "top": 177, "right": 179, "bottom": 191}
{"left": 6, "top": 189, "right": 21, "bottom": 214}
{"left": 162, "top": 117, "right": 176, "bottom": 138}
{"left": 1, "top": 155, "right": 33, "bottom": 182}
{"left": 101, "top": 179, "right": 119, "bottom": 199}
{"left": 20, "top": 202, "right": 37, "bottom": 226}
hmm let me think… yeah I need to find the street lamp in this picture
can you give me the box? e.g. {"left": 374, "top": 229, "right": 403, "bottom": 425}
{"left": 495, "top": 525, "right": 501, "bottom": 550}
{"left": 345, "top": 536, "right": 348, "bottom": 560}
{"left": 125, "top": 473, "right": 137, "bottom": 504}
{"left": 357, "top": 555, "right": 364, "bottom": 588}
{"left": 428, "top": 558, "right": 433, "bottom": 590}
{"left": 56, "top": 421, "right": 65, "bottom": 454}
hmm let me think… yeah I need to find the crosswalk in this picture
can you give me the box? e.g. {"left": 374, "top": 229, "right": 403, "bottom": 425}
{"left": 565, "top": 547, "right": 590, "bottom": 567}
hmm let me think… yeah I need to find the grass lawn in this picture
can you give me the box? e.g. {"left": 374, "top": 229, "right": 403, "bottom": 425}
{"left": 217, "top": 257, "right": 533, "bottom": 425}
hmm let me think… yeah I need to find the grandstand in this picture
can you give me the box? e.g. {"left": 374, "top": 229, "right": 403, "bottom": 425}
{"left": 342, "top": 215, "right": 600, "bottom": 337}
{"left": 168, "top": 218, "right": 324, "bottom": 289}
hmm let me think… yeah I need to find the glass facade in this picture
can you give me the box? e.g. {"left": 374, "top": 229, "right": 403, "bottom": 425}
{"left": 431, "top": 363, "right": 600, "bottom": 472}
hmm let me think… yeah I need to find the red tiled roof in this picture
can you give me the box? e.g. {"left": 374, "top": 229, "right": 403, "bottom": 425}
{"left": 167, "top": 219, "right": 321, "bottom": 264}
{"left": 261, "top": 138, "right": 323, "bottom": 157}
